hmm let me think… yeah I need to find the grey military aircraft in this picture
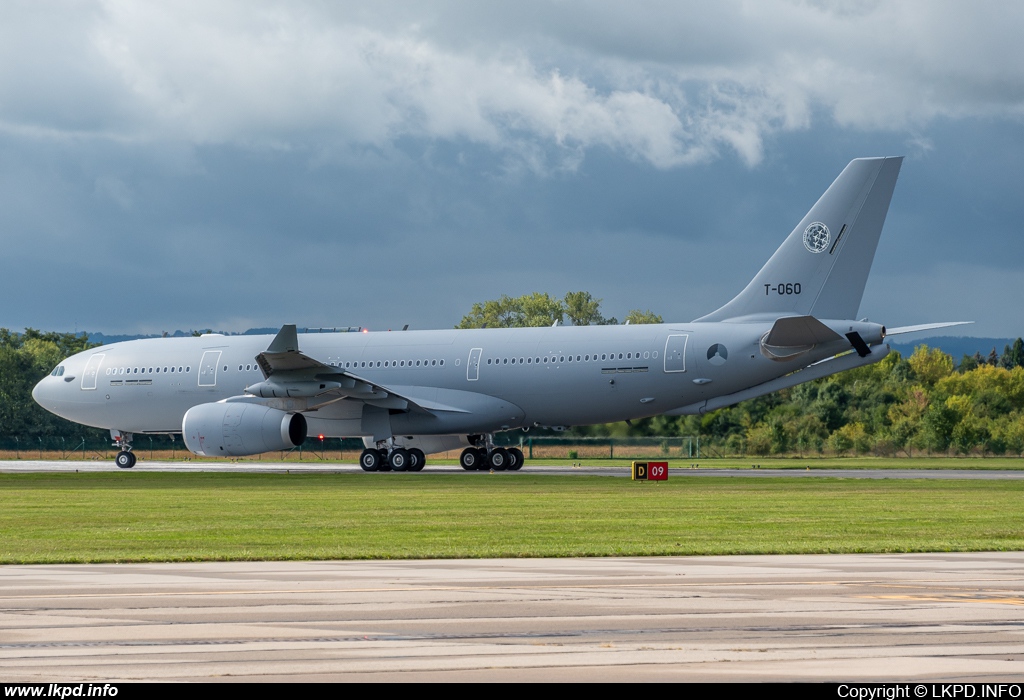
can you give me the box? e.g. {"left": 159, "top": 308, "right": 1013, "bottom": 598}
{"left": 33, "top": 156, "right": 966, "bottom": 471}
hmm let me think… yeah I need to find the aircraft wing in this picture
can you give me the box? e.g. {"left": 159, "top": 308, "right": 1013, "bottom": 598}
{"left": 248, "top": 324, "right": 461, "bottom": 414}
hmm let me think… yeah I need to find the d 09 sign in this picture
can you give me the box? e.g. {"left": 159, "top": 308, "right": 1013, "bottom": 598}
{"left": 632, "top": 461, "right": 668, "bottom": 481}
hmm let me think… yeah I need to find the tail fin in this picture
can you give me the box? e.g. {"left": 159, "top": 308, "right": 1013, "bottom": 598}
{"left": 696, "top": 156, "right": 903, "bottom": 323}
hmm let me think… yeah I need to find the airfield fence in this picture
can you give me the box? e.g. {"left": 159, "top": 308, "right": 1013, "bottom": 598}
{"left": 0, "top": 435, "right": 704, "bottom": 462}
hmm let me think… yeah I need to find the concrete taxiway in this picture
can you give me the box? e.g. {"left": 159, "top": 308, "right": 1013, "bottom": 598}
{"left": 3, "top": 553, "right": 1024, "bottom": 682}
{"left": 3, "top": 459, "right": 1024, "bottom": 479}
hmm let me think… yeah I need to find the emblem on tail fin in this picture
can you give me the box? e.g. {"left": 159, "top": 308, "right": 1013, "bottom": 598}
{"left": 802, "top": 222, "right": 830, "bottom": 253}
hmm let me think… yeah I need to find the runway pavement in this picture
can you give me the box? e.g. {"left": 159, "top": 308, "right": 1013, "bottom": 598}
{"left": 2, "top": 553, "right": 1024, "bottom": 682}
{"left": 3, "top": 459, "right": 1024, "bottom": 479}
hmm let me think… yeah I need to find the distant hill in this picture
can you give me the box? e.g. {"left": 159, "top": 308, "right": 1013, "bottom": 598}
{"left": 888, "top": 336, "right": 1018, "bottom": 363}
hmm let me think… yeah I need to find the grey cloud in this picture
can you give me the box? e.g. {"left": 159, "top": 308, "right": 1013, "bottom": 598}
{"left": 6, "top": 1, "right": 1019, "bottom": 171}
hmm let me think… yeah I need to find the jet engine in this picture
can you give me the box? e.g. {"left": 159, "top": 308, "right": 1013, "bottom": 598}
{"left": 182, "top": 402, "right": 307, "bottom": 457}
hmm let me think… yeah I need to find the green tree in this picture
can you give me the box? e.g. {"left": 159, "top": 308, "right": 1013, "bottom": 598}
{"left": 623, "top": 309, "right": 663, "bottom": 324}
{"left": 908, "top": 345, "right": 954, "bottom": 386}
{"left": 959, "top": 354, "right": 979, "bottom": 373}
{"left": 563, "top": 291, "right": 608, "bottom": 326}
{"left": 1000, "top": 338, "right": 1024, "bottom": 369}
{"left": 458, "top": 291, "right": 659, "bottom": 328}
{"left": 456, "top": 293, "right": 565, "bottom": 329}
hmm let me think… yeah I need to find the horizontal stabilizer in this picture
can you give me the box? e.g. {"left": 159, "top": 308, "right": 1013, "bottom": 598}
{"left": 764, "top": 316, "right": 843, "bottom": 348}
{"left": 885, "top": 321, "right": 974, "bottom": 336}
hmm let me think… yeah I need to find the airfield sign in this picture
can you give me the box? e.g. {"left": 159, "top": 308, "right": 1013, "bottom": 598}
{"left": 632, "top": 461, "right": 668, "bottom": 481}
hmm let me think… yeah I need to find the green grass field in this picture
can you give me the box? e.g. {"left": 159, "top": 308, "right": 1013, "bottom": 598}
{"left": 1, "top": 472, "right": 1022, "bottom": 563}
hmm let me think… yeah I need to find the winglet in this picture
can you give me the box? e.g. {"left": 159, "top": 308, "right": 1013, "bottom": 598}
{"left": 267, "top": 324, "right": 299, "bottom": 353}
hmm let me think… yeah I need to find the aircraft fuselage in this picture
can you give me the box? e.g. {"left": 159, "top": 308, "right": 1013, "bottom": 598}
{"left": 33, "top": 319, "right": 883, "bottom": 438}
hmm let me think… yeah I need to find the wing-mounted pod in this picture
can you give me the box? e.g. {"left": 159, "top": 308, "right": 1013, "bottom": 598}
{"left": 183, "top": 401, "right": 307, "bottom": 457}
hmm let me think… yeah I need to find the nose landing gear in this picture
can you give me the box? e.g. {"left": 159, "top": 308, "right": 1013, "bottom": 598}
{"left": 112, "top": 431, "right": 136, "bottom": 469}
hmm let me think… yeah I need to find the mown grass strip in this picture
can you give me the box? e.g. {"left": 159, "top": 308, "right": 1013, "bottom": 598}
{"left": 1, "top": 472, "right": 1022, "bottom": 563}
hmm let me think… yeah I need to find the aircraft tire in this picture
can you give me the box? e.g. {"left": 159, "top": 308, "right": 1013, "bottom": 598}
{"left": 507, "top": 448, "right": 524, "bottom": 471}
{"left": 389, "top": 448, "right": 411, "bottom": 471}
{"left": 459, "top": 447, "right": 482, "bottom": 471}
{"left": 115, "top": 451, "right": 134, "bottom": 469}
{"left": 359, "top": 448, "right": 382, "bottom": 472}
{"left": 408, "top": 448, "right": 426, "bottom": 472}
{"left": 488, "top": 448, "right": 509, "bottom": 471}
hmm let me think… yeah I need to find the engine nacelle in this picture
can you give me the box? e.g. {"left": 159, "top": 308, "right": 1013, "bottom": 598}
{"left": 182, "top": 402, "right": 307, "bottom": 457}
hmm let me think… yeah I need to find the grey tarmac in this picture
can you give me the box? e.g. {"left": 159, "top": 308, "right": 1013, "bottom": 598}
{"left": 2, "top": 553, "right": 1024, "bottom": 682}
{"left": 3, "top": 459, "right": 1024, "bottom": 479}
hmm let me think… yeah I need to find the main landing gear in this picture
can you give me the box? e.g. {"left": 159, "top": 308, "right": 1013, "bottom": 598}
{"left": 112, "top": 431, "right": 136, "bottom": 469}
{"left": 359, "top": 442, "right": 426, "bottom": 473}
{"left": 459, "top": 441, "right": 524, "bottom": 472}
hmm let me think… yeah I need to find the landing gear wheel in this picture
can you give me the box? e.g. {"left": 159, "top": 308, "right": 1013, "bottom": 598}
{"left": 115, "top": 451, "right": 135, "bottom": 469}
{"left": 376, "top": 449, "right": 391, "bottom": 471}
{"left": 359, "top": 448, "right": 382, "bottom": 472}
{"left": 408, "top": 448, "right": 426, "bottom": 472}
{"left": 389, "top": 448, "right": 411, "bottom": 471}
{"left": 507, "top": 447, "right": 524, "bottom": 471}
{"left": 488, "top": 448, "right": 509, "bottom": 471}
{"left": 460, "top": 447, "right": 484, "bottom": 471}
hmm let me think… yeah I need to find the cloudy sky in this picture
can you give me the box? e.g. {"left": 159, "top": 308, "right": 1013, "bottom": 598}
{"left": 2, "top": 1, "right": 1022, "bottom": 337}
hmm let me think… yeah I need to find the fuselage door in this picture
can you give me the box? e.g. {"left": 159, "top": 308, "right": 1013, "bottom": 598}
{"left": 199, "top": 350, "right": 222, "bottom": 387}
{"left": 663, "top": 334, "right": 688, "bottom": 373}
{"left": 467, "top": 347, "right": 482, "bottom": 381}
{"left": 81, "top": 353, "right": 105, "bottom": 390}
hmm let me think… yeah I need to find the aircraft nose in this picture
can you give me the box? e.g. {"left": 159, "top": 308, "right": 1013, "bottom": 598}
{"left": 32, "top": 377, "right": 51, "bottom": 410}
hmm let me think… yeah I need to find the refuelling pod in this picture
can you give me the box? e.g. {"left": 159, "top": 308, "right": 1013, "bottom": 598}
{"left": 182, "top": 402, "right": 307, "bottom": 457}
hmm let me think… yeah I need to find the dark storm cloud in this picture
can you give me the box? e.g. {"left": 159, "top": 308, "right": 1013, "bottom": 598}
{"left": 1, "top": 1, "right": 1022, "bottom": 337}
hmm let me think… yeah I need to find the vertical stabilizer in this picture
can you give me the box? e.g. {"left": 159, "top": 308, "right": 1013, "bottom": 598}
{"left": 696, "top": 157, "right": 902, "bottom": 322}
